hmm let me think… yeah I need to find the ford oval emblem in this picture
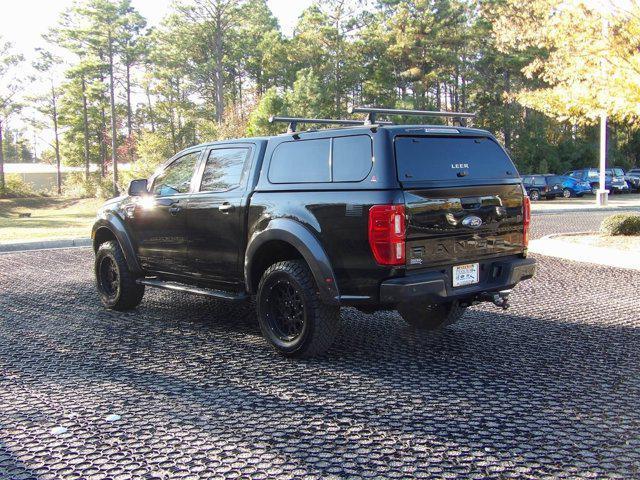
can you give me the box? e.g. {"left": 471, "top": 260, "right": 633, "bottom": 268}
{"left": 462, "top": 215, "right": 483, "bottom": 228}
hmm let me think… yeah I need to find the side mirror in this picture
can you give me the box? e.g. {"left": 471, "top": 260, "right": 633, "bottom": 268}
{"left": 128, "top": 179, "right": 148, "bottom": 196}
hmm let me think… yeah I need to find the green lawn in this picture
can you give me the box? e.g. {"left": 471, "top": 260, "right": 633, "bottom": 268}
{"left": 0, "top": 197, "right": 103, "bottom": 244}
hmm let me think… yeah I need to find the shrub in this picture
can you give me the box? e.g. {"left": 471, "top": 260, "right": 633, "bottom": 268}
{"left": 120, "top": 130, "right": 174, "bottom": 190}
{"left": 600, "top": 213, "right": 640, "bottom": 236}
{"left": 63, "top": 172, "right": 114, "bottom": 199}
{"left": 1, "top": 174, "right": 37, "bottom": 198}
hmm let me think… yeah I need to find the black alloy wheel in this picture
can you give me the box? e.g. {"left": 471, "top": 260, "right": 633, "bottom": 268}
{"left": 98, "top": 256, "right": 120, "bottom": 299}
{"left": 264, "top": 279, "right": 306, "bottom": 342}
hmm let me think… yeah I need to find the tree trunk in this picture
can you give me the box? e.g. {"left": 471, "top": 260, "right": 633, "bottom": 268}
{"left": 0, "top": 119, "right": 5, "bottom": 194}
{"left": 52, "top": 83, "right": 62, "bottom": 196}
{"left": 176, "top": 79, "right": 183, "bottom": 134}
{"left": 169, "top": 88, "right": 177, "bottom": 154}
{"left": 145, "top": 84, "right": 155, "bottom": 133}
{"left": 503, "top": 70, "right": 512, "bottom": 151}
{"left": 108, "top": 32, "right": 119, "bottom": 196}
{"left": 214, "top": 15, "right": 224, "bottom": 122}
{"left": 81, "top": 75, "right": 91, "bottom": 181}
{"left": 100, "top": 106, "right": 107, "bottom": 177}
{"left": 126, "top": 62, "right": 133, "bottom": 137}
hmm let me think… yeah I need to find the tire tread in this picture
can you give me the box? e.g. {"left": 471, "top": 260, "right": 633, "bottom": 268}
{"left": 258, "top": 260, "right": 339, "bottom": 358}
{"left": 96, "top": 241, "right": 145, "bottom": 311}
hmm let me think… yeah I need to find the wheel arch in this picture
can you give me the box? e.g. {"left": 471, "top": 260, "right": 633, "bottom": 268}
{"left": 92, "top": 216, "right": 142, "bottom": 274}
{"left": 245, "top": 219, "right": 340, "bottom": 305}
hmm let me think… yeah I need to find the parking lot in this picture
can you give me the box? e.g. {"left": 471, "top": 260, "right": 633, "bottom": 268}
{"left": 1, "top": 211, "right": 639, "bottom": 479}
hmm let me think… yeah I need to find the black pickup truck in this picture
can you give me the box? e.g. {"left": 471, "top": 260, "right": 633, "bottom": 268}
{"left": 92, "top": 107, "right": 536, "bottom": 358}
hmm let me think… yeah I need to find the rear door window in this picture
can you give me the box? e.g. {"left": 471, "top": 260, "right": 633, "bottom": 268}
{"left": 200, "top": 147, "right": 250, "bottom": 192}
{"left": 269, "top": 139, "right": 331, "bottom": 183}
{"left": 395, "top": 136, "right": 517, "bottom": 183}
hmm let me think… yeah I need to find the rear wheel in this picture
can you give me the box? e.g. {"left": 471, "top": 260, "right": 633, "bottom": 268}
{"left": 95, "top": 241, "right": 145, "bottom": 310}
{"left": 257, "top": 260, "right": 339, "bottom": 358}
{"left": 562, "top": 188, "right": 572, "bottom": 198}
{"left": 529, "top": 189, "right": 540, "bottom": 201}
{"left": 398, "top": 301, "right": 467, "bottom": 330}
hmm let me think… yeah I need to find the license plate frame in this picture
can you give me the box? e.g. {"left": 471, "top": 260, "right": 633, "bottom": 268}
{"left": 452, "top": 263, "right": 479, "bottom": 287}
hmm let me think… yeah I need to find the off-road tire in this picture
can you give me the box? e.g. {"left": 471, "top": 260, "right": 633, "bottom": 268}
{"left": 398, "top": 301, "right": 467, "bottom": 330}
{"left": 257, "top": 260, "right": 339, "bottom": 358}
{"left": 95, "top": 240, "right": 145, "bottom": 311}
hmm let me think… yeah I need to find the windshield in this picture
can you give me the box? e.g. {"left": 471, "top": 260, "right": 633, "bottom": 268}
{"left": 395, "top": 136, "right": 518, "bottom": 183}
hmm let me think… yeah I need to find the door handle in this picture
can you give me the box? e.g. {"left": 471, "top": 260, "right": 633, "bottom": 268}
{"left": 169, "top": 206, "right": 182, "bottom": 215}
{"left": 218, "top": 203, "right": 234, "bottom": 213}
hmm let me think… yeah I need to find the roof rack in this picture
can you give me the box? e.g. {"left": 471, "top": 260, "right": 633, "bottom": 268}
{"left": 269, "top": 116, "right": 392, "bottom": 133}
{"left": 348, "top": 106, "right": 476, "bottom": 126}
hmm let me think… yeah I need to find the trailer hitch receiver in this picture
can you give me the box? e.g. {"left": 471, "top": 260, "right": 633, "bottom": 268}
{"left": 477, "top": 290, "right": 512, "bottom": 310}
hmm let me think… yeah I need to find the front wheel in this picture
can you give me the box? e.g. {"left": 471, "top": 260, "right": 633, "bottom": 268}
{"left": 529, "top": 190, "right": 540, "bottom": 201}
{"left": 562, "top": 188, "right": 572, "bottom": 198}
{"left": 95, "top": 241, "right": 145, "bottom": 310}
{"left": 257, "top": 260, "right": 339, "bottom": 358}
{"left": 398, "top": 301, "right": 467, "bottom": 330}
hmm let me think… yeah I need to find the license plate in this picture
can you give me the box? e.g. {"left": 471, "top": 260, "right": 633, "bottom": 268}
{"left": 453, "top": 263, "right": 479, "bottom": 287}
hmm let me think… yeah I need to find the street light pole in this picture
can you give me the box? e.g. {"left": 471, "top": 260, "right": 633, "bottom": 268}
{"left": 596, "top": 14, "right": 609, "bottom": 206}
{"left": 597, "top": 112, "right": 608, "bottom": 206}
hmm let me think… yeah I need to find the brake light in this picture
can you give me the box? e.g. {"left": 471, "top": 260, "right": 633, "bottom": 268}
{"left": 368, "top": 204, "right": 406, "bottom": 265}
{"left": 522, "top": 196, "right": 531, "bottom": 248}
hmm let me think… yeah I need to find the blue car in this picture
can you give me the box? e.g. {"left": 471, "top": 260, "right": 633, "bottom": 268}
{"left": 564, "top": 168, "right": 629, "bottom": 194}
{"left": 558, "top": 175, "right": 592, "bottom": 198}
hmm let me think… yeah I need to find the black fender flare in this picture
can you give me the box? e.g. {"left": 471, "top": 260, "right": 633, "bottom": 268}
{"left": 92, "top": 214, "right": 142, "bottom": 274}
{"left": 245, "top": 218, "right": 340, "bottom": 305}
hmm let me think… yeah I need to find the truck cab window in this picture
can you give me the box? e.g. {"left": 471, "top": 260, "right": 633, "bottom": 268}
{"left": 152, "top": 151, "right": 200, "bottom": 197}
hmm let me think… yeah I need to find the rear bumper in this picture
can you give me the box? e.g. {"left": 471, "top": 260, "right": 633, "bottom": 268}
{"left": 380, "top": 256, "right": 536, "bottom": 305}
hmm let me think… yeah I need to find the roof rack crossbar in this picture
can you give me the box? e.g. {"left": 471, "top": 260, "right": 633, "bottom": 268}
{"left": 348, "top": 106, "right": 476, "bottom": 126}
{"left": 269, "top": 116, "right": 392, "bottom": 133}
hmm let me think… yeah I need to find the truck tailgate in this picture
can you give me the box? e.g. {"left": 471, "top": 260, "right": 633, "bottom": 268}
{"left": 403, "top": 184, "right": 525, "bottom": 269}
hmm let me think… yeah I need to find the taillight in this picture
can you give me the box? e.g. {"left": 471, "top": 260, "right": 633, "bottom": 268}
{"left": 368, "top": 204, "right": 406, "bottom": 265}
{"left": 522, "top": 196, "right": 531, "bottom": 248}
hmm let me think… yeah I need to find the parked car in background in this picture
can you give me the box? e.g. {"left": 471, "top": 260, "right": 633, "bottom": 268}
{"left": 557, "top": 175, "right": 591, "bottom": 198}
{"left": 608, "top": 167, "right": 640, "bottom": 192}
{"left": 522, "top": 175, "right": 564, "bottom": 201}
{"left": 628, "top": 168, "right": 640, "bottom": 191}
{"left": 564, "top": 168, "right": 629, "bottom": 194}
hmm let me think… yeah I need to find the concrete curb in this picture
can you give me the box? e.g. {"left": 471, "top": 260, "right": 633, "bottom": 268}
{"left": 0, "top": 238, "right": 92, "bottom": 253}
{"left": 529, "top": 233, "right": 640, "bottom": 270}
